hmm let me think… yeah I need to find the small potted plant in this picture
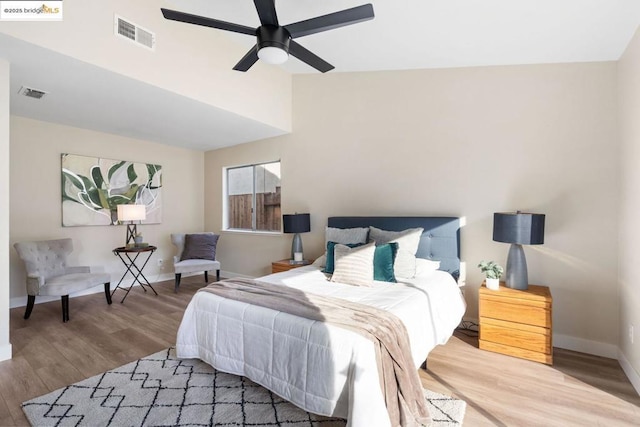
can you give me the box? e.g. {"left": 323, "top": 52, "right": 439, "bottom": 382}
{"left": 478, "top": 260, "right": 503, "bottom": 290}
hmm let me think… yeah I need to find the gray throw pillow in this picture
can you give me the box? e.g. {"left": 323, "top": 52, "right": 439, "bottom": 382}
{"left": 316, "top": 227, "right": 370, "bottom": 268}
{"left": 325, "top": 226, "right": 369, "bottom": 247}
{"left": 368, "top": 226, "right": 423, "bottom": 278}
{"left": 181, "top": 234, "right": 219, "bottom": 261}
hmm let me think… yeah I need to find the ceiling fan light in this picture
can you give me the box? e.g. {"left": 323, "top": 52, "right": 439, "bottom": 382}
{"left": 258, "top": 46, "right": 289, "bottom": 65}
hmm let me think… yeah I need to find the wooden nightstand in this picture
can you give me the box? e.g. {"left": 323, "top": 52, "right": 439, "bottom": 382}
{"left": 271, "top": 259, "right": 311, "bottom": 274}
{"left": 479, "top": 283, "right": 553, "bottom": 365}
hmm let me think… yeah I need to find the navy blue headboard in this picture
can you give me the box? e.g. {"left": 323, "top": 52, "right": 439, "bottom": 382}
{"left": 327, "top": 216, "right": 461, "bottom": 280}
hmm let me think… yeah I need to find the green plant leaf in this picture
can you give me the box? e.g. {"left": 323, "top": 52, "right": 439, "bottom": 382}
{"left": 97, "top": 189, "right": 111, "bottom": 209}
{"left": 108, "top": 161, "right": 126, "bottom": 181}
{"left": 62, "top": 169, "right": 84, "bottom": 190}
{"left": 87, "top": 189, "right": 103, "bottom": 207}
{"left": 91, "top": 166, "right": 105, "bottom": 189}
{"left": 123, "top": 184, "right": 140, "bottom": 201}
{"left": 478, "top": 260, "right": 503, "bottom": 278}
{"left": 146, "top": 164, "right": 162, "bottom": 189}
{"left": 127, "top": 164, "right": 138, "bottom": 183}
{"left": 61, "top": 174, "right": 76, "bottom": 202}
{"left": 111, "top": 196, "right": 131, "bottom": 203}
{"left": 146, "top": 164, "right": 157, "bottom": 181}
{"left": 78, "top": 192, "right": 100, "bottom": 210}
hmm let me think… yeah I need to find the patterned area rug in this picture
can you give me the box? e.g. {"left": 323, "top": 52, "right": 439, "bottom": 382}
{"left": 22, "top": 348, "right": 466, "bottom": 426}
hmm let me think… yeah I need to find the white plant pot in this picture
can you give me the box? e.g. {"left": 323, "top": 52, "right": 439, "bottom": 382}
{"left": 486, "top": 278, "right": 500, "bottom": 290}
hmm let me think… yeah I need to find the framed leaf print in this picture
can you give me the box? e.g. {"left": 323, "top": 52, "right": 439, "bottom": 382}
{"left": 61, "top": 154, "right": 162, "bottom": 226}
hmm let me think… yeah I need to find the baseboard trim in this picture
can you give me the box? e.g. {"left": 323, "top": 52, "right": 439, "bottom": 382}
{"left": 9, "top": 270, "right": 252, "bottom": 308}
{"left": 553, "top": 333, "right": 618, "bottom": 359}
{"left": 10, "top": 272, "right": 177, "bottom": 309}
{"left": 7, "top": 270, "right": 240, "bottom": 309}
{"left": 618, "top": 349, "right": 640, "bottom": 395}
{"left": 0, "top": 343, "right": 12, "bottom": 362}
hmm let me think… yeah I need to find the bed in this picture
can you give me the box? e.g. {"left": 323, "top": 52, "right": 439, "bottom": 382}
{"left": 176, "top": 216, "right": 466, "bottom": 427}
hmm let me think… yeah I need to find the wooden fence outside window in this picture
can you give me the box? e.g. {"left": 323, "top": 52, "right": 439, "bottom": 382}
{"left": 228, "top": 187, "right": 281, "bottom": 231}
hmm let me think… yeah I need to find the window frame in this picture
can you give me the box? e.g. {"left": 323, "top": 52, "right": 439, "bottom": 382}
{"left": 223, "top": 160, "right": 281, "bottom": 233}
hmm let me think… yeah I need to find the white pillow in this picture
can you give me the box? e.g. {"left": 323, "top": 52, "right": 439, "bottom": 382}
{"left": 415, "top": 258, "right": 441, "bottom": 277}
{"left": 368, "top": 226, "right": 423, "bottom": 278}
{"left": 330, "top": 242, "right": 375, "bottom": 287}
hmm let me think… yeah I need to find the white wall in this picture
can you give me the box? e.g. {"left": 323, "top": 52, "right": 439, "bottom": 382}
{"left": 0, "top": 59, "right": 11, "bottom": 361}
{"left": 618, "top": 26, "right": 640, "bottom": 391}
{"left": 205, "top": 62, "right": 620, "bottom": 356}
{"left": 9, "top": 116, "right": 205, "bottom": 304}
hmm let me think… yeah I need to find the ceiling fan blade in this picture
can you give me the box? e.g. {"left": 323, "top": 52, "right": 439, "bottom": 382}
{"left": 161, "top": 8, "right": 256, "bottom": 36}
{"left": 233, "top": 46, "right": 260, "bottom": 72}
{"left": 253, "top": 0, "right": 278, "bottom": 26}
{"left": 285, "top": 4, "right": 374, "bottom": 39}
{"left": 288, "top": 41, "right": 334, "bottom": 73}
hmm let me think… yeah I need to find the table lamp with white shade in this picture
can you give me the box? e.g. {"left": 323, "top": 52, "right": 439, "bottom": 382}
{"left": 117, "top": 204, "right": 146, "bottom": 245}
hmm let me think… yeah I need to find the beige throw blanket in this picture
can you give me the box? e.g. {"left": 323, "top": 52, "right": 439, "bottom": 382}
{"left": 198, "top": 278, "right": 432, "bottom": 427}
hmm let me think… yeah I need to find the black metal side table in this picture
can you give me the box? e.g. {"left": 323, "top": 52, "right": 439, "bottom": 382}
{"left": 112, "top": 245, "right": 158, "bottom": 303}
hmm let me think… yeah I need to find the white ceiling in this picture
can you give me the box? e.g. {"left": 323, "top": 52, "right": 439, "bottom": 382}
{"left": 3, "top": 0, "right": 640, "bottom": 151}
{"left": 179, "top": 0, "right": 640, "bottom": 73}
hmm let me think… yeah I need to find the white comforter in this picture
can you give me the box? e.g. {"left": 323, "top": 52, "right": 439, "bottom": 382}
{"left": 176, "top": 266, "right": 466, "bottom": 427}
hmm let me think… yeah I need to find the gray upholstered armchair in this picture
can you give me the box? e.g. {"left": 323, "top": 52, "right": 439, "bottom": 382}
{"left": 171, "top": 233, "right": 221, "bottom": 292}
{"left": 13, "top": 238, "right": 112, "bottom": 322}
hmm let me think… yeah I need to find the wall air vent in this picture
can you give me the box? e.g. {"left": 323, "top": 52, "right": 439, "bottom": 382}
{"left": 18, "top": 86, "right": 48, "bottom": 99}
{"left": 114, "top": 15, "right": 155, "bottom": 50}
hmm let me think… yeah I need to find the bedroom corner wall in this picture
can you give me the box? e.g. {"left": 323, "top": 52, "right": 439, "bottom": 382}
{"left": 618, "top": 25, "right": 640, "bottom": 392}
{"left": 0, "top": 59, "right": 11, "bottom": 361}
{"left": 9, "top": 116, "right": 205, "bottom": 305}
{"left": 204, "top": 62, "right": 619, "bottom": 357}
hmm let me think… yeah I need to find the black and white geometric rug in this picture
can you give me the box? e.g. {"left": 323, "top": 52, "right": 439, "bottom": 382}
{"left": 22, "top": 348, "right": 466, "bottom": 426}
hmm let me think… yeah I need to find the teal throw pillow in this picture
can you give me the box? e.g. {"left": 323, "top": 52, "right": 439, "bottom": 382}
{"left": 373, "top": 242, "right": 399, "bottom": 282}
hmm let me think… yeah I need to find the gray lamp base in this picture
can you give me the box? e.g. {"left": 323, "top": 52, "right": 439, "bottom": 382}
{"left": 505, "top": 243, "right": 528, "bottom": 290}
{"left": 290, "top": 233, "right": 304, "bottom": 261}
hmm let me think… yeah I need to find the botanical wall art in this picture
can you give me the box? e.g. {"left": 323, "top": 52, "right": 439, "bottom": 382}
{"left": 61, "top": 153, "right": 162, "bottom": 227}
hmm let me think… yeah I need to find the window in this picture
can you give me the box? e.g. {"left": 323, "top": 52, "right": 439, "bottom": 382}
{"left": 225, "top": 161, "right": 281, "bottom": 232}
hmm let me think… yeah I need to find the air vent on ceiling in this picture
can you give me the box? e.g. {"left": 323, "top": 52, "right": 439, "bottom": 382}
{"left": 114, "top": 15, "right": 155, "bottom": 50}
{"left": 18, "top": 86, "right": 48, "bottom": 99}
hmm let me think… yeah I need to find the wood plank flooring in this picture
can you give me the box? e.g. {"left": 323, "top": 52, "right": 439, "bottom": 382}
{"left": 0, "top": 276, "right": 638, "bottom": 426}
{"left": 421, "top": 330, "right": 640, "bottom": 426}
{"left": 0, "top": 276, "right": 203, "bottom": 426}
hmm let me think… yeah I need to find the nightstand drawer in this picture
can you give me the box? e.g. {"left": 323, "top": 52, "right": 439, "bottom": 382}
{"left": 480, "top": 297, "right": 551, "bottom": 328}
{"left": 271, "top": 259, "right": 311, "bottom": 274}
{"left": 478, "top": 283, "right": 552, "bottom": 365}
{"left": 478, "top": 340, "right": 552, "bottom": 365}
{"left": 272, "top": 263, "right": 292, "bottom": 273}
{"left": 480, "top": 318, "right": 551, "bottom": 353}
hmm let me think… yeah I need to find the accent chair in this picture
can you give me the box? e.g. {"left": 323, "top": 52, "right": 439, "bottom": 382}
{"left": 13, "top": 238, "right": 112, "bottom": 322}
{"left": 171, "top": 232, "right": 221, "bottom": 293}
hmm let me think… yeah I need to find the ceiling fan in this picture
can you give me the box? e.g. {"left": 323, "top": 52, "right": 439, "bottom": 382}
{"left": 161, "top": 1, "right": 375, "bottom": 73}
